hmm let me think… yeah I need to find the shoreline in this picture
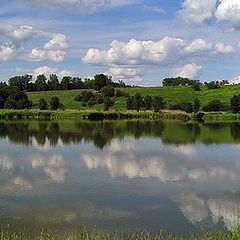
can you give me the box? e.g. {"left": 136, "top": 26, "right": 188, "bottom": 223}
{"left": 0, "top": 109, "right": 240, "bottom": 122}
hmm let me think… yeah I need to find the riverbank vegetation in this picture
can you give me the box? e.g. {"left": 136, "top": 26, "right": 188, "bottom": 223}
{"left": 1, "top": 74, "right": 240, "bottom": 121}
{"left": 0, "top": 226, "right": 239, "bottom": 240}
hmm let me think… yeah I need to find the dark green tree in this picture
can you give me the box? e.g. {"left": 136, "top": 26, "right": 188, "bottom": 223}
{"left": 60, "top": 76, "right": 72, "bottom": 90}
{"left": 50, "top": 96, "right": 60, "bottom": 110}
{"left": 230, "top": 95, "right": 240, "bottom": 113}
{"left": 102, "top": 85, "right": 115, "bottom": 97}
{"left": 35, "top": 75, "right": 48, "bottom": 91}
{"left": 126, "top": 96, "right": 134, "bottom": 110}
{"left": 153, "top": 96, "right": 165, "bottom": 112}
{"left": 38, "top": 98, "right": 48, "bottom": 110}
{"left": 133, "top": 93, "right": 144, "bottom": 112}
{"left": 93, "top": 74, "right": 112, "bottom": 91}
{"left": 193, "top": 98, "right": 201, "bottom": 113}
{"left": 48, "top": 74, "right": 59, "bottom": 90}
{"left": 144, "top": 95, "right": 153, "bottom": 110}
{"left": 103, "top": 97, "right": 114, "bottom": 111}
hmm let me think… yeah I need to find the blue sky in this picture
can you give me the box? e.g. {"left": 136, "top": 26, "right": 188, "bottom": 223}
{"left": 1, "top": 0, "right": 240, "bottom": 85}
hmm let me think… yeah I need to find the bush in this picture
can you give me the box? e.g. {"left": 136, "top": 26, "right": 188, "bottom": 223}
{"left": 153, "top": 96, "right": 165, "bottom": 112}
{"left": 103, "top": 97, "right": 114, "bottom": 111}
{"left": 206, "top": 81, "right": 221, "bottom": 89}
{"left": 75, "top": 94, "right": 82, "bottom": 101}
{"left": 50, "top": 96, "right": 60, "bottom": 110}
{"left": 82, "top": 91, "right": 94, "bottom": 103}
{"left": 202, "top": 100, "right": 228, "bottom": 112}
{"left": 101, "top": 85, "right": 115, "bottom": 97}
{"left": 170, "top": 102, "right": 193, "bottom": 113}
{"left": 193, "top": 98, "right": 201, "bottom": 113}
{"left": 115, "top": 89, "right": 129, "bottom": 97}
{"left": 38, "top": 98, "right": 48, "bottom": 110}
{"left": 193, "top": 83, "right": 201, "bottom": 91}
{"left": 230, "top": 94, "right": 240, "bottom": 113}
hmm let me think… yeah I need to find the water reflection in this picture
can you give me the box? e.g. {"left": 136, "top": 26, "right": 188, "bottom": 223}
{"left": 0, "top": 120, "right": 240, "bottom": 234}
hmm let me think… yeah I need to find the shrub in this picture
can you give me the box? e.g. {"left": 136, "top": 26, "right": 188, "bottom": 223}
{"left": 230, "top": 94, "right": 240, "bottom": 113}
{"left": 193, "top": 98, "right": 201, "bottom": 113}
{"left": 75, "top": 94, "right": 82, "bottom": 101}
{"left": 115, "top": 89, "right": 129, "bottom": 97}
{"left": 50, "top": 96, "right": 60, "bottom": 110}
{"left": 82, "top": 91, "right": 94, "bottom": 103}
{"left": 170, "top": 102, "right": 193, "bottom": 113}
{"left": 103, "top": 97, "right": 114, "bottom": 111}
{"left": 206, "top": 81, "right": 221, "bottom": 89}
{"left": 38, "top": 98, "right": 48, "bottom": 110}
{"left": 153, "top": 96, "right": 166, "bottom": 112}
{"left": 202, "top": 100, "right": 228, "bottom": 112}
{"left": 101, "top": 85, "right": 115, "bottom": 97}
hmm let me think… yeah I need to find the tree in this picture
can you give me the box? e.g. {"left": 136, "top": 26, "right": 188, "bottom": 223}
{"left": 82, "top": 91, "right": 94, "bottom": 102}
{"left": 193, "top": 83, "right": 201, "bottom": 91}
{"left": 202, "top": 100, "right": 228, "bottom": 112}
{"left": 48, "top": 74, "right": 59, "bottom": 90}
{"left": 93, "top": 74, "right": 112, "bottom": 91}
{"left": 133, "top": 93, "right": 144, "bottom": 112}
{"left": 39, "top": 98, "right": 48, "bottom": 110}
{"left": 35, "top": 75, "right": 48, "bottom": 91}
{"left": 230, "top": 95, "right": 240, "bottom": 113}
{"left": 8, "top": 75, "right": 32, "bottom": 91}
{"left": 103, "top": 97, "right": 114, "bottom": 111}
{"left": 153, "top": 96, "right": 165, "bottom": 112}
{"left": 4, "top": 90, "right": 32, "bottom": 109}
{"left": 60, "top": 76, "right": 72, "bottom": 90}
{"left": 126, "top": 96, "right": 134, "bottom": 110}
{"left": 50, "top": 96, "right": 60, "bottom": 110}
{"left": 193, "top": 98, "right": 201, "bottom": 113}
{"left": 102, "top": 85, "right": 115, "bottom": 97}
{"left": 144, "top": 95, "right": 153, "bottom": 110}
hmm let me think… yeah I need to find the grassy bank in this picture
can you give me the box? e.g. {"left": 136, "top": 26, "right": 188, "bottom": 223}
{"left": 27, "top": 85, "right": 240, "bottom": 111}
{"left": 0, "top": 226, "right": 240, "bottom": 240}
{"left": 0, "top": 109, "right": 191, "bottom": 121}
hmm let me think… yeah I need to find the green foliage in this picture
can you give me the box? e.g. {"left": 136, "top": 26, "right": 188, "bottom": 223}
{"left": 0, "top": 225, "right": 238, "bottom": 240}
{"left": 50, "top": 96, "right": 60, "bottom": 110}
{"left": 193, "top": 83, "right": 201, "bottom": 91}
{"left": 101, "top": 85, "right": 115, "bottom": 97}
{"left": 153, "top": 96, "right": 165, "bottom": 112}
{"left": 230, "top": 95, "right": 240, "bottom": 113}
{"left": 115, "top": 89, "right": 129, "bottom": 97}
{"left": 2, "top": 88, "right": 32, "bottom": 109}
{"left": 202, "top": 100, "right": 228, "bottom": 112}
{"left": 93, "top": 74, "right": 112, "bottom": 91}
{"left": 82, "top": 91, "right": 94, "bottom": 103}
{"left": 38, "top": 98, "right": 48, "bottom": 110}
{"left": 193, "top": 98, "right": 201, "bottom": 113}
{"left": 170, "top": 102, "right": 193, "bottom": 113}
{"left": 103, "top": 97, "right": 114, "bottom": 111}
{"left": 35, "top": 74, "right": 48, "bottom": 91}
{"left": 162, "top": 76, "right": 201, "bottom": 87}
{"left": 206, "top": 81, "right": 221, "bottom": 89}
{"left": 144, "top": 95, "right": 153, "bottom": 110}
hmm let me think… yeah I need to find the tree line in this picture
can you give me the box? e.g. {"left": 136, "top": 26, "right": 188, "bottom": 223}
{"left": 3, "top": 74, "right": 128, "bottom": 92}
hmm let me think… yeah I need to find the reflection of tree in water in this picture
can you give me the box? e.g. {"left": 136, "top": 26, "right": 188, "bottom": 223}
{"left": 0, "top": 121, "right": 240, "bottom": 148}
{"left": 230, "top": 123, "right": 240, "bottom": 141}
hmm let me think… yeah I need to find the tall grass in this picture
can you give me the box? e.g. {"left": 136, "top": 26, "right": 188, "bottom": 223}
{"left": 0, "top": 226, "right": 239, "bottom": 240}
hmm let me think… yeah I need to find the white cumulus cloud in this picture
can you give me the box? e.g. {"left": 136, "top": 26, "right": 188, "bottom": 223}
{"left": 173, "top": 63, "right": 202, "bottom": 78}
{"left": 177, "top": 0, "right": 216, "bottom": 25}
{"left": 215, "top": 0, "right": 240, "bottom": 28}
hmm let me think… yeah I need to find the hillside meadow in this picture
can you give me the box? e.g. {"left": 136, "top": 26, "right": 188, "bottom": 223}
{"left": 26, "top": 85, "right": 240, "bottom": 111}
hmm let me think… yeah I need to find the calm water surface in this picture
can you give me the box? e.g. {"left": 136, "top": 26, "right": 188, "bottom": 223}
{"left": 0, "top": 120, "right": 240, "bottom": 235}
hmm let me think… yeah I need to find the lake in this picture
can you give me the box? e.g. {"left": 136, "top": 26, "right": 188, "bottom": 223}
{"left": 0, "top": 120, "right": 240, "bottom": 235}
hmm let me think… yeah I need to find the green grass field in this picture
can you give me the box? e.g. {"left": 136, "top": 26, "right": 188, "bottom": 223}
{"left": 26, "top": 85, "right": 240, "bottom": 111}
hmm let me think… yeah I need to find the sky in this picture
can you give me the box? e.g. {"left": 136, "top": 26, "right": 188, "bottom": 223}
{"left": 1, "top": 0, "right": 240, "bottom": 85}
